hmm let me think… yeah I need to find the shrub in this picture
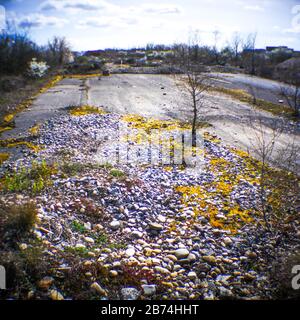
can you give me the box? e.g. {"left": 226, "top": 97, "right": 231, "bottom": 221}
{"left": 110, "top": 169, "right": 125, "bottom": 178}
{"left": 71, "top": 221, "right": 86, "bottom": 234}
{"left": 60, "top": 162, "right": 88, "bottom": 176}
{"left": 3, "top": 160, "right": 56, "bottom": 194}
{"left": 0, "top": 202, "right": 37, "bottom": 240}
{"left": 0, "top": 240, "right": 50, "bottom": 299}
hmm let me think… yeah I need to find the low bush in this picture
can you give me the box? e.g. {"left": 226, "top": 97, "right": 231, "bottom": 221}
{"left": 110, "top": 169, "right": 125, "bottom": 178}
{"left": 0, "top": 201, "right": 37, "bottom": 241}
{"left": 2, "top": 160, "right": 56, "bottom": 194}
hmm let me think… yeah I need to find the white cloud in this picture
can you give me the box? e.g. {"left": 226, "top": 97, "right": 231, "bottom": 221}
{"left": 78, "top": 17, "right": 112, "bottom": 29}
{"left": 244, "top": 5, "right": 264, "bottom": 12}
{"left": 12, "top": 13, "right": 68, "bottom": 29}
{"left": 40, "top": 0, "right": 118, "bottom": 13}
{"left": 141, "top": 4, "right": 182, "bottom": 15}
{"left": 283, "top": 26, "right": 300, "bottom": 34}
{"left": 77, "top": 15, "right": 139, "bottom": 29}
{"left": 60, "top": 2, "right": 181, "bottom": 31}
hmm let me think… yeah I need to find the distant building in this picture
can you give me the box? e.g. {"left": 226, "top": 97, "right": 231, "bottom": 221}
{"left": 266, "top": 46, "right": 294, "bottom": 54}
{"left": 242, "top": 48, "right": 266, "bottom": 54}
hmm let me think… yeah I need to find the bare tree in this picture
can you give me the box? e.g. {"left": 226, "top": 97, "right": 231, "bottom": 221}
{"left": 46, "top": 36, "right": 71, "bottom": 66}
{"left": 242, "top": 32, "right": 257, "bottom": 75}
{"left": 189, "top": 30, "right": 201, "bottom": 63}
{"left": 183, "top": 71, "right": 211, "bottom": 147}
{"left": 246, "top": 117, "right": 300, "bottom": 233}
{"left": 176, "top": 33, "right": 211, "bottom": 147}
{"left": 230, "top": 32, "right": 242, "bottom": 66}
{"left": 212, "top": 30, "right": 221, "bottom": 65}
{"left": 248, "top": 119, "right": 282, "bottom": 231}
{"left": 245, "top": 79, "right": 258, "bottom": 105}
{"left": 279, "top": 61, "right": 300, "bottom": 117}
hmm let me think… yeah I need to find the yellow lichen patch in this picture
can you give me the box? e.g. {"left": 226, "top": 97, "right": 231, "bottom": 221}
{"left": 2, "top": 97, "right": 34, "bottom": 125}
{"left": 29, "top": 124, "right": 41, "bottom": 136}
{"left": 229, "top": 148, "right": 263, "bottom": 185}
{"left": 227, "top": 207, "right": 253, "bottom": 223}
{"left": 0, "top": 153, "right": 9, "bottom": 165}
{"left": 3, "top": 114, "right": 15, "bottom": 123}
{"left": 230, "top": 148, "right": 249, "bottom": 159}
{"left": 0, "top": 139, "right": 41, "bottom": 153}
{"left": 66, "top": 74, "right": 102, "bottom": 79}
{"left": 204, "top": 132, "right": 221, "bottom": 144}
{"left": 210, "top": 158, "right": 232, "bottom": 171}
{"left": 122, "top": 114, "right": 191, "bottom": 133}
{"left": 6, "top": 142, "right": 41, "bottom": 153}
{"left": 175, "top": 183, "right": 256, "bottom": 233}
{"left": 214, "top": 181, "right": 233, "bottom": 196}
{"left": 69, "top": 105, "right": 106, "bottom": 116}
{"left": 39, "top": 75, "right": 63, "bottom": 94}
{"left": 0, "top": 126, "right": 14, "bottom": 134}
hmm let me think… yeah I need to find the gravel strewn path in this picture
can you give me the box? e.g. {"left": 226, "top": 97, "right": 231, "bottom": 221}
{"left": 1, "top": 111, "right": 299, "bottom": 300}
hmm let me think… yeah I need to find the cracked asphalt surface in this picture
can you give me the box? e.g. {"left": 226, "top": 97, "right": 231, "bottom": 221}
{"left": 1, "top": 73, "right": 299, "bottom": 170}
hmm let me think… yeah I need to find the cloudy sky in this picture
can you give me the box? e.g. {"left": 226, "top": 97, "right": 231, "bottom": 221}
{"left": 0, "top": 0, "right": 300, "bottom": 51}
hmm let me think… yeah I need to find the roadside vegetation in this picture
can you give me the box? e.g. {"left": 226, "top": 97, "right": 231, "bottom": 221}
{"left": 2, "top": 160, "right": 57, "bottom": 194}
{"left": 211, "top": 86, "right": 297, "bottom": 118}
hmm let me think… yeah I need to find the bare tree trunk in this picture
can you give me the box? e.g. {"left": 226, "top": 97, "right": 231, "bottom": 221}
{"left": 192, "top": 92, "right": 197, "bottom": 147}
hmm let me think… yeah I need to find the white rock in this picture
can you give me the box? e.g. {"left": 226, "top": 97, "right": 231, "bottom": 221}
{"left": 219, "top": 286, "right": 233, "bottom": 298}
{"left": 131, "top": 231, "right": 143, "bottom": 239}
{"left": 142, "top": 285, "right": 156, "bottom": 296}
{"left": 125, "top": 247, "right": 136, "bottom": 257}
{"left": 223, "top": 237, "right": 233, "bottom": 246}
{"left": 84, "top": 222, "right": 92, "bottom": 230}
{"left": 149, "top": 222, "right": 163, "bottom": 231}
{"left": 157, "top": 215, "right": 166, "bottom": 223}
{"left": 84, "top": 237, "right": 95, "bottom": 244}
{"left": 113, "top": 261, "right": 121, "bottom": 268}
{"left": 19, "top": 243, "right": 28, "bottom": 250}
{"left": 174, "top": 248, "right": 190, "bottom": 259}
{"left": 110, "top": 220, "right": 121, "bottom": 230}
{"left": 121, "top": 288, "right": 140, "bottom": 300}
{"left": 188, "top": 271, "right": 197, "bottom": 280}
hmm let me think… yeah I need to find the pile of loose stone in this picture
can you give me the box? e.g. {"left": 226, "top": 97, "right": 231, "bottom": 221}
{"left": 1, "top": 112, "right": 299, "bottom": 300}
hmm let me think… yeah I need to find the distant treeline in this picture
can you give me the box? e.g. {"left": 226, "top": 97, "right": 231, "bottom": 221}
{"left": 1, "top": 28, "right": 299, "bottom": 81}
{"left": 0, "top": 28, "right": 71, "bottom": 75}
